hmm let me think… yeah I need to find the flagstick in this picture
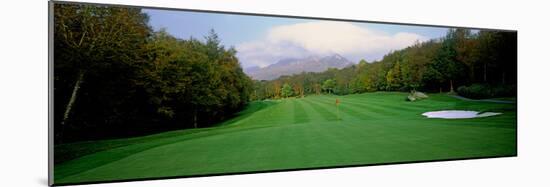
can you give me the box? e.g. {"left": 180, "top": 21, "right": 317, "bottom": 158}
{"left": 335, "top": 98, "right": 341, "bottom": 121}
{"left": 337, "top": 104, "right": 339, "bottom": 120}
{"left": 336, "top": 99, "right": 339, "bottom": 121}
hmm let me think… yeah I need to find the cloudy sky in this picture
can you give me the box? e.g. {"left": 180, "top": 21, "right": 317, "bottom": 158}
{"left": 144, "top": 9, "right": 449, "bottom": 68}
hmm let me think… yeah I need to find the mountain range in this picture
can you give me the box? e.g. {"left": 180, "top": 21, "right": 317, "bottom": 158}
{"left": 244, "top": 54, "right": 354, "bottom": 80}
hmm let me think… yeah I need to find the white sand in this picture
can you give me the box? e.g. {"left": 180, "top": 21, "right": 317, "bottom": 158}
{"left": 422, "top": 110, "right": 502, "bottom": 119}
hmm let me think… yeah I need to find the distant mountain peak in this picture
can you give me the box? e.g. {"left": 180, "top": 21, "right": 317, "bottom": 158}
{"left": 244, "top": 66, "right": 261, "bottom": 73}
{"left": 245, "top": 54, "right": 353, "bottom": 80}
{"left": 329, "top": 53, "right": 345, "bottom": 59}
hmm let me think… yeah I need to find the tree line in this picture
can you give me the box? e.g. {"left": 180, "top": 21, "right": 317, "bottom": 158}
{"left": 251, "top": 29, "right": 516, "bottom": 100}
{"left": 54, "top": 4, "right": 252, "bottom": 143}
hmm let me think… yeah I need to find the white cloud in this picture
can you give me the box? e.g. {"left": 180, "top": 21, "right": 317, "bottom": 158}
{"left": 236, "top": 21, "right": 427, "bottom": 68}
{"left": 236, "top": 40, "right": 310, "bottom": 68}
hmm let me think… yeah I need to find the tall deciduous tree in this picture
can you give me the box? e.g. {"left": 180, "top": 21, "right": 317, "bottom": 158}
{"left": 54, "top": 4, "right": 151, "bottom": 126}
{"left": 281, "top": 83, "right": 294, "bottom": 98}
{"left": 322, "top": 79, "right": 336, "bottom": 94}
{"left": 432, "top": 29, "right": 467, "bottom": 92}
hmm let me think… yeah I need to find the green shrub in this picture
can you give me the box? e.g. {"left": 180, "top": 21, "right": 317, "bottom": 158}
{"left": 457, "top": 84, "right": 516, "bottom": 99}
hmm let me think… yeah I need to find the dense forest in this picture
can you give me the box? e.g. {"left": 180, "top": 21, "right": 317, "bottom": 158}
{"left": 251, "top": 29, "right": 517, "bottom": 100}
{"left": 54, "top": 4, "right": 252, "bottom": 143}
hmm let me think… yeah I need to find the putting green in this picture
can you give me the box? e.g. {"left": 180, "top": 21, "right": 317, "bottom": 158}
{"left": 54, "top": 92, "right": 516, "bottom": 184}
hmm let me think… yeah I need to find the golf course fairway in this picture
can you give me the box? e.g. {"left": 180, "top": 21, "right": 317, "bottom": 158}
{"left": 54, "top": 92, "right": 517, "bottom": 184}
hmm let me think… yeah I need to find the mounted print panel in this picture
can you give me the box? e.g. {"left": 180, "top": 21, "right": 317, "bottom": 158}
{"left": 50, "top": 1, "right": 517, "bottom": 186}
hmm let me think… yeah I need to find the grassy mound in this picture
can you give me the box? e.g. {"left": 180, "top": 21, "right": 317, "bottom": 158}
{"left": 406, "top": 91, "right": 429, "bottom": 101}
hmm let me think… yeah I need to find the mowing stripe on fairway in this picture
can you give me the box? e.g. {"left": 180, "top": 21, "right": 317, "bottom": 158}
{"left": 219, "top": 101, "right": 278, "bottom": 127}
{"left": 344, "top": 96, "right": 440, "bottom": 111}
{"left": 297, "top": 97, "right": 333, "bottom": 123}
{"left": 330, "top": 95, "right": 434, "bottom": 114}
{"left": 293, "top": 99, "right": 310, "bottom": 124}
{"left": 307, "top": 97, "right": 370, "bottom": 121}
{"left": 308, "top": 95, "right": 403, "bottom": 117}
{"left": 301, "top": 98, "right": 338, "bottom": 121}
{"left": 306, "top": 98, "right": 390, "bottom": 120}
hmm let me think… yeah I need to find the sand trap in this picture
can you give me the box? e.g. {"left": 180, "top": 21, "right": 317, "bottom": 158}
{"left": 422, "top": 110, "right": 501, "bottom": 119}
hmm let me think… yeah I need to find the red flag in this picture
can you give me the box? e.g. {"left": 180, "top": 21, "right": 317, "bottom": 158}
{"left": 335, "top": 98, "right": 340, "bottom": 106}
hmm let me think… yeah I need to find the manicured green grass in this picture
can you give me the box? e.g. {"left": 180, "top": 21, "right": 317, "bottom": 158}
{"left": 54, "top": 92, "right": 516, "bottom": 185}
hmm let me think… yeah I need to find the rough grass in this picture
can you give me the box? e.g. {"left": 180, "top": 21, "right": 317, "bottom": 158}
{"left": 54, "top": 92, "right": 517, "bottom": 185}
